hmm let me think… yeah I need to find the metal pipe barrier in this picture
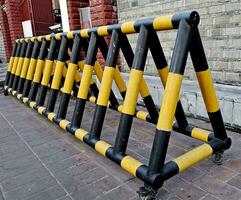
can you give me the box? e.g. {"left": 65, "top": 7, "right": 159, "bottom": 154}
{"left": 4, "top": 11, "right": 231, "bottom": 199}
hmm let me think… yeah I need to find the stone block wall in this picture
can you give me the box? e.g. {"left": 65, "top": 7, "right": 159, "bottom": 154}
{"left": 117, "top": 0, "right": 241, "bottom": 85}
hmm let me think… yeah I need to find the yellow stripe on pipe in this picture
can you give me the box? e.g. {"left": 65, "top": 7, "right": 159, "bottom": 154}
{"left": 77, "top": 64, "right": 93, "bottom": 99}
{"left": 75, "top": 128, "right": 88, "bottom": 141}
{"left": 51, "top": 61, "right": 65, "bottom": 90}
{"left": 75, "top": 71, "right": 82, "bottom": 82}
{"left": 78, "top": 60, "right": 85, "bottom": 70}
{"left": 15, "top": 57, "right": 24, "bottom": 76}
{"left": 80, "top": 29, "right": 89, "bottom": 38}
{"left": 153, "top": 15, "right": 173, "bottom": 31}
{"left": 23, "top": 97, "right": 28, "bottom": 104}
{"left": 139, "top": 78, "right": 150, "bottom": 97}
{"left": 26, "top": 58, "right": 37, "bottom": 80}
{"left": 118, "top": 105, "right": 123, "bottom": 112}
{"left": 29, "top": 101, "right": 36, "bottom": 109}
{"left": 191, "top": 128, "right": 210, "bottom": 142}
{"left": 157, "top": 73, "right": 183, "bottom": 131}
{"left": 95, "top": 141, "right": 111, "bottom": 157}
{"left": 121, "top": 21, "right": 135, "bottom": 34}
{"left": 59, "top": 119, "right": 70, "bottom": 130}
{"left": 158, "top": 66, "right": 169, "bottom": 87}
{"left": 114, "top": 67, "right": 127, "bottom": 93}
{"left": 20, "top": 58, "right": 30, "bottom": 78}
{"left": 136, "top": 111, "right": 148, "bottom": 121}
{"left": 62, "top": 63, "right": 77, "bottom": 94}
{"left": 121, "top": 156, "right": 143, "bottom": 176}
{"left": 93, "top": 61, "right": 103, "bottom": 80}
{"left": 11, "top": 57, "right": 19, "bottom": 74}
{"left": 97, "top": 66, "right": 115, "bottom": 106}
{"left": 48, "top": 112, "right": 56, "bottom": 121}
{"left": 67, "top": 31, "right": 74, "bottom": 39}
{"left": 17, "top": 94, "right": 22, "bottom": 100}
{"left": 41, "top": 60, "right": 54, "bottom": 86}
{"left": 89, "top": 96, "right": 96, "bottom": 103}
{"left": 37, "top": 106, "right": 45, "bottom": 114}
{"left": 46, "top": 35, "right": 51, "bottom": 41}
{"left": 7, "top": 57, "right": 14, "bottom": 72}
{"left": 33, "top": 60, "right": 45, "bottom": 83}
{"left": 55, "top": 33, "right": 61, "bottom": 40}
{"left": 196, "top": 69, "right": 219, "bottom": 113}
{"left": 122, "top": 69, "right": 143, "bottom": 115}
{"left": 12, "top": 91, "right": 17, "bottom": 96}
{"left": 97, "top": 26, "right": 109, "bottom": 36}
{"left": 173, "top": 144, "right": 213, "bottom": 173}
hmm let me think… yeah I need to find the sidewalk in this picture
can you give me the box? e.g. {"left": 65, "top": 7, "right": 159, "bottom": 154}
{"left": 0, "top": 94, "right": 241, "bottom": 200}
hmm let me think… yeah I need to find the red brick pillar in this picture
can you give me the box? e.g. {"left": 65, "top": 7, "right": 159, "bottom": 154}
{"left": 0, "top": 0, "right": 23, "bottom": 59}
{"left": 67, "top": 0, "right": 89, "bottom": 30}
{"left": 5, "top": 0, "right": 23, "bottom": 43}
{"left": 90, "top": 0, "right": 118, "bottom": 66}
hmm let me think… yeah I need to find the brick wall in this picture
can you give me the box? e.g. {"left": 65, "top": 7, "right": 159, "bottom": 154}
{"left": 117, "top": 0, "right": 241, "bottom": 85}
{"left": 0, "top": 0, "right": 23, "bottom": 59}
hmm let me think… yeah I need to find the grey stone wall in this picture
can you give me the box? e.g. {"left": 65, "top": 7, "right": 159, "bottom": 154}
{"left": 117, "top": 0, "right": 241, "bottom": 85}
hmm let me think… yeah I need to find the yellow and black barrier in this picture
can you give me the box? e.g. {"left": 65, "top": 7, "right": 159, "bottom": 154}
{"left": 4, "top": 11, "right": 231, "bottom": 199}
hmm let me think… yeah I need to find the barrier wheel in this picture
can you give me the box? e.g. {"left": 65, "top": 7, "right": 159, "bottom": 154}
{"left": 4, "top": 90, "right": 8, "bottom": 96}
{"left": 137, "top": 185, "right": 157, "bottom": 200}
{"left": 211, "top": 150, "right": 224, "bottom": 165}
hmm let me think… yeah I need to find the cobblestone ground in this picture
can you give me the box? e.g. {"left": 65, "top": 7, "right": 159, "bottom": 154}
{"left": 0, "top": 94, "right": 241, "bottom": 200}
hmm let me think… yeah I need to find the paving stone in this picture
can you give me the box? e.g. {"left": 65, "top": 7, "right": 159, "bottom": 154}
{"left": 96, "top": 185, "right": 136, "bottom": 200}
{"left": 164, "top": 176, "right": 206, "bottom": 200}
{"left": 193, "top": 174, "right": 241, "bottom": 200}
{"left": 2, "top": 167, "right": 50, "bottom": 192}
{"left": 200, "top": 194, "right": 220, "bottom": 200}
{"left": 24, "top": 185, "right": 66, "bottom": 200}
{"left": 227, "top": 174, "right": 241, "bottom": 190}
{"left": 4, "top": 176, "right": 57, "bottom": 200}
{"left": 0, "top": 155, "right": 42, "bottom": 182}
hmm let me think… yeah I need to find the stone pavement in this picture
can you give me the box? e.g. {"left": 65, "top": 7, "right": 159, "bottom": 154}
{"left": 0, "top": 94, "right": 241, "bottom": 200}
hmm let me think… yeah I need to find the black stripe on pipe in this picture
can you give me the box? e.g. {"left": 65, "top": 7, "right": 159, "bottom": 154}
{"left": 71, "top": 98, "right": 86, "bottom": 128}
{"left": 142, "top": 95, "right": 159, "bottom": 123}
{"left": 190, "top": 27, "right": 208, "bottom": 72}
{"left": 148, "top": 30, "right": 168, "bottom": 70}
{"left": 132, "top": 25, "right": 149, "bottom": 71}
{"left": 85, "top": 33, "right": 98, "bottom": 66}
{"left": 89, "top": 83, "right": 99, "bottom": 98}
{"left": 172, "top": 11, "right": 200, "bottom": 29}
{"left": 174, "top": 101, "right": 189, "bottom": 129}
{"left": 46, "top": 89, "right": 58, "bottom": 112}
{"left": 148, "top": 129, "right": 171, "bottom": 176}
{"left": 89, "top": 105, "right": 107, "bottom": 140}
{"left": 36, "top": 85, "right": 48, "bottom": 106}
{"left": 113, "top": 113, "right": 133, "bottom": 154}
{"left": 22, "top": 79, "right": 32, "bottom": 98}
{"left": 56, "top": 93, "right": 70, "bottom": 121}
{"left": 208, "top": 110, "right": 227, "bottom": 141}
{"left": 169, "top": 19, "right": 192, "bottom": 75}
{"left": 28, "top": 82, "right": 39, "bottom": 102}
